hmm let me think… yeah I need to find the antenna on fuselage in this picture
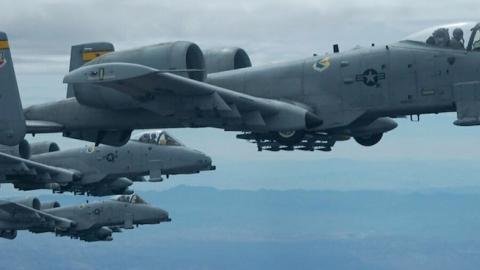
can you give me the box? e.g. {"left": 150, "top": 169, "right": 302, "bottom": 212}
{"left": 333, "top": 44, "right": 340, "bottom": 53}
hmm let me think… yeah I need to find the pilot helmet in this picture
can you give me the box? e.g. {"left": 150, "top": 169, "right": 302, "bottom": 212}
{"left": 433, "top": 28, "right": 450, "bottom": 46}
{"left": 453, "top": 28, "right": 464, "bottom": 40}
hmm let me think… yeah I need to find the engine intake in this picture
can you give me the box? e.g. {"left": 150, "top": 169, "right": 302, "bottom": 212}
{"left": 40, "top": 201, "right": 61, "bottom": 210}
{"left": 87, "top": 41, "right": 205, "bottom": 81}
{"left": 73, "top": 41, "right": 206, "bottom": 110}
{"left": 14, "top": 197, "right": 41, "bottom": 210}
{"left": 204, "top": 47, "right": 252, "bottom": 74}
{"left": 30, "top": 141, "right": 60, "bottom": 155}
{"left": 0, "top": 139, "right": 31, "bottom": 159}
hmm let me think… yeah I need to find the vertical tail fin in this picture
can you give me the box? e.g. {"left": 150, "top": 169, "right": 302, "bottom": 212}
{"left": 0, "top": 32, "right": 25, "bottom": 146}
{"left": 67, "top": 42, "right": 114, "bottom": 98}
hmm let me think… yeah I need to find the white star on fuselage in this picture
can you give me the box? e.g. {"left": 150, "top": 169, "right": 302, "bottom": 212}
{"left": 364, "top": 70, "right": 376, "bottom": 84}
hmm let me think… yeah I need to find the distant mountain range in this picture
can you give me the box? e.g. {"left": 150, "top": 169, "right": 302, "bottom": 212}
{"left": 3, "top": 186, "right": 480, "bottom": 270}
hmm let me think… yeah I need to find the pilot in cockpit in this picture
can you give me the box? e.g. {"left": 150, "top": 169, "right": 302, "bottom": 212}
{"left": 426, "top": 28, "right": 450, "bottom": 48}
{"left": 450, "top": 28, "right": 465, "bottom": 50}
{"left": 150, "top": 133, "right": 157, "bottom": 144}
{"left": 139, "top": 133, "right": 150, "bottom": 143}
{"left": 114, "top": 194, "right": 147, "bottom": 204}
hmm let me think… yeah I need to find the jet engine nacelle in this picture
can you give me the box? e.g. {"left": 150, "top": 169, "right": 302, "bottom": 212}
{"left": 29, "top": 141, "right": 60, "bottom": 155}
{"left": 0, "top": 139, "right": 31, "bottom": 159}
{"left": 40, "top": 201, "right": 61, "bottom": 210}
{"left": 13, "top": 197, "right": 41, "bottom": 210}
{"left": 204, "top": 47, "right": 252, "bottom": 74}
{"left": 73, "top": 41, "right": 206, "bottom": 110}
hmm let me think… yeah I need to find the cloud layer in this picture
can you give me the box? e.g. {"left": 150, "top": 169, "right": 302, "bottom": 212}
{"left": 3, "top": 0, "right": 479, "bottom": 73}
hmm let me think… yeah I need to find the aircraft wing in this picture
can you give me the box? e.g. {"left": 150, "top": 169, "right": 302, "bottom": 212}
{"left": 64, "top": 63, "right": 323, "bottom": 132}
{"left": 0, "top": 152, "right": 78, "bottom": 183}
{"left": 0, "top": 200, "right": 74, "bottom": 229}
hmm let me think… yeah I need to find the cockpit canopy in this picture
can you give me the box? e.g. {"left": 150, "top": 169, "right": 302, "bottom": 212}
{"left": 403, "top": 22, "right": 480, "bottom": 51}
{"left": 131, "top": 130, "right": 184, "bottom": 146}
{"left": 113, "top": 194, "right": 147, "bottom": 204}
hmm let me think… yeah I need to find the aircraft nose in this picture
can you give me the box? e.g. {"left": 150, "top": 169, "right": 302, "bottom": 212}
{"left": 196, "top": 151, "right": 215, "bottom": 171}
{"left": 157, "top": 209, "right": 171, "bottom": 222}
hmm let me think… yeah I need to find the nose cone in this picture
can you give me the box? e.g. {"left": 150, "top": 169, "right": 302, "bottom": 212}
{"left": 175, "top": 148, "right": 215, "bottom": 173}
{"left": 157, "top": 209, "right": 171, "bottom": 223}
{"left": 134, "top": 206, "right": 171, "bottom": 224}
{"left": 198, "top": 152, "right": 215, "bottom": 171}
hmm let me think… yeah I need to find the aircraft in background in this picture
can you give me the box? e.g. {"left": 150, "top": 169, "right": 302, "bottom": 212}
{"left": 0, "top": 130, "right": 214, "bottom": 196}
{"left": 0, "top": 194, "right": 170, "bottom": 242}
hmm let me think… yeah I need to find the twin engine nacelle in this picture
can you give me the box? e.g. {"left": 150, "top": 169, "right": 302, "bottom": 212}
{"left": 70, "top": 41, "right": 251, "bottom": 110}
{"left": 29, "top": 141, "right": 60, "bottom": 156}
{"left": 203, "top": 47, "right": 252, "bottom": 74}
{"left": 0, "top": 140, "right": 60, "bottom": 160}
{"left": 13, "top": 197, "right": 61, "bottom": 210}
{"left": 86, "top": 41, "right": 206, "bottom": 81}
{"left": 13, "top": 197, "right": 41, "bottom": 210}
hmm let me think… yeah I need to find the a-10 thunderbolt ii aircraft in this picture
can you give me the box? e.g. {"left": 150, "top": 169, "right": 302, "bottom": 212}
{"left": 0, "top": 194, "right": 170, "bottom": 242}
{"left": 22, "top": 22, "right": 480, "bottom": 151}
{"left": 0, "top": 130, "right": 214, "bottom": 196}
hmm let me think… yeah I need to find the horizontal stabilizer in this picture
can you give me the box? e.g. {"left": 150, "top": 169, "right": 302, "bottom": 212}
{"left": 67, "top": 42, "right": 115, "bottom": 98}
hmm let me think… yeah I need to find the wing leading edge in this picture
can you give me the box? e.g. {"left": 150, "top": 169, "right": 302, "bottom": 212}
{"left": 64, "top": 62, "right": 323, "bottom": 132}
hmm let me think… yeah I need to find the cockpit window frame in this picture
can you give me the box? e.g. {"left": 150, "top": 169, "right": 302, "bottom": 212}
{"left": 113, "top": 194, "right": 148, "bottom": 205}
{"left": 402, "top": 22, "right": 479, "bottom": 52}
{"left": 131, "top": 130, "right": 185, "bottom": 147}
{"left": 467, "top": 23, "right": 480, "bottom": 51}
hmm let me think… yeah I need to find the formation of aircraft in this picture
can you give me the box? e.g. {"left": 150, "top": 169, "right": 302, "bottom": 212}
{"left": 0, "top": 194, "right": 170, "bottom": 242}
{"left": 2, "top": 21, "right": 480, "bottom": 241}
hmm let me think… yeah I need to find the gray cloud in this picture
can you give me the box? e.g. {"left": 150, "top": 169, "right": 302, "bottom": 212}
{"left": 1, "top": 0, "right": 479, "bottom": 74}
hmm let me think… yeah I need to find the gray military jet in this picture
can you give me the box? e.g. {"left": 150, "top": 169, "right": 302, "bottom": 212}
{"left": 0, "top": 194, "right": 170, "bottom": 242}
{"left": 22, "top": 22, "right": 480, "bottom": 151}
{"left": 0, "top": 130, "right": 214, "bottom": 196}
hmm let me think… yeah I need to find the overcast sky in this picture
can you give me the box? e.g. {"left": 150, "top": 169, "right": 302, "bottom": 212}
{"left": 2, "top": 0, "right": 480, "bottom": 193}
{"left": 4, "top": 0, "right": 479, "bottom": 73}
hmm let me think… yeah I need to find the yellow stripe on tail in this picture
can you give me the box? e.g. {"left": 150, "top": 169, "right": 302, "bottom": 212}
{"left": 0, "top": 40, "right": 9, "bottom": 50}
{"left": 82, "top": 51, "right": 110, "bottom": 61}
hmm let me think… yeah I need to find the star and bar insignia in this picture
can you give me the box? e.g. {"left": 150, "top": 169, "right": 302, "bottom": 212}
{"left": 356, "top": 69, "right": 386, "bottom": 87}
